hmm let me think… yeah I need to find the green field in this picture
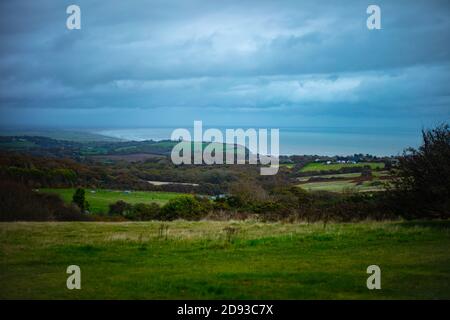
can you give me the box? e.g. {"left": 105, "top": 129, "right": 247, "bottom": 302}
{"left": 297, "top": 170, "right": 391, "bottom": 193}
{"left": 40, "top": 188, "right": 185, "bottom": 214}
{"left": 297, "top": 172, "right": 362, "bottom": 182}
{"left": 299, "top": 180, "right": 386, "bottom": 193}
{"left": 0, "top": 220, "right": 449, "bottom": 299}
{"left": 300, "top": 162, "right": 385, "bottom": 173}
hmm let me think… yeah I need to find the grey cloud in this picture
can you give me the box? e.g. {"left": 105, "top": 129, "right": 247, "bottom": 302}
{"left": 0, "top": 0, "right": 449, "bottom": 129}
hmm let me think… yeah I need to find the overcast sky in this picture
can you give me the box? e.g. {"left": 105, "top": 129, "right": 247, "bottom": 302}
{"left": 0, "top": 0, "right": 449, "bottom": 129}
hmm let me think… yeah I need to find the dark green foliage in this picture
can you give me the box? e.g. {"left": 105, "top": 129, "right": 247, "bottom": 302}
{"left": 108, "top": 200, "right": 132, "bottom": 216}
{"left": 393, "top": 124, "right": 450, "bottom": 217}
{"left": 160, "top": 196, "right": 211, "bottom": 220}
{"left": 72, "top": 188, "right": 89, "bottom": 213}
{"left": 109, "top": 196, "right": 211, "bottom": 221}
{"left": 126, "top": 203, "right": 161, "bottom": 221}
{"left": 216, "top": 185, "right": 394, "bottom": 222}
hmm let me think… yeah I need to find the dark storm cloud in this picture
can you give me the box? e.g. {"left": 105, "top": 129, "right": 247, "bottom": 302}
{"left": 0, "top": 0, "right": 449, "bottom": 127}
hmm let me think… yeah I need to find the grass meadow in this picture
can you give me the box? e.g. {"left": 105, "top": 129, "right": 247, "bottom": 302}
{"left": 1, "top": 220, "right": 449, "bottom": 299}
{"left": 300, "top": 162, "right": 385, "bottom": 172}
{"left": 40, "top": 188, "right": 184, "bottom": 214}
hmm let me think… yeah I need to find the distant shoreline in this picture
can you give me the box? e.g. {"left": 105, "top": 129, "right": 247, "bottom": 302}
{"left": 0, "top": 126, "right": 422, "bottom": 157}
{"left": 94, "top": 127, "right": 421, "bottom": 157}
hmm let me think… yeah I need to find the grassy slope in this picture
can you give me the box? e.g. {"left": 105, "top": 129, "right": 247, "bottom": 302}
{"left": 300, "top": 162, "right": 385, "bottom": 172}
{"left": 1, "top": 220, "right": 449, "bottom": 299}
{"left": 40, "top": 188, "right": 184, "bottom": 214}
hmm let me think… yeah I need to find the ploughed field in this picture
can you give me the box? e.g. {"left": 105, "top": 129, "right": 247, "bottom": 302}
{"left": 1, "top": 220, "right": 449, "bottom": 299}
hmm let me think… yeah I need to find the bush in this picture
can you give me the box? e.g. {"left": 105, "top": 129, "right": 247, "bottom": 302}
{"left": 109, "top": 200, "right": 132, "bottom": 216}
{"left": 213, "top": 185, "right": 395, "bottom": 222}
{"left": 109, "top": 201, "right": 161, "bottom": 220}
{"left": 127, "top": 203, "right": 161, "bottom": 221}
{"left": 160, "top": 196, "right": 211, "bottom": 220}
{"left": 393, "top": 123, "right": 450, "bottom": 217}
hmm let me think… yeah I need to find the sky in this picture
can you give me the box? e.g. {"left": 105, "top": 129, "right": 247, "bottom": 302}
{"left": 0, "top": 0, "right": 449, "bottom": 130}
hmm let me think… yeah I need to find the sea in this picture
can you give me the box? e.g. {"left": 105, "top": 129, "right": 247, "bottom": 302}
{"left": 95, "top": 126, "right": 423, "bottom": 157}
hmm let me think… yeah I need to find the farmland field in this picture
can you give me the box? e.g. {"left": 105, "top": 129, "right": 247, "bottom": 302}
{"left": 297, "top": 171, "right": 391, "bottom": 193}
{"left": 0, "top": 220, "right": 449, "bottom": 299}
{"left": 300, "top": 162, "right": 385, "bottom": 172}
{"left": 40, "top": 188, "right": 185, "bottom": 214}
{"left": 297, "top": 172, "right": 362, "bottom": 182}
{"left": 299, "top": 180, "right": 386, "bottom": 192}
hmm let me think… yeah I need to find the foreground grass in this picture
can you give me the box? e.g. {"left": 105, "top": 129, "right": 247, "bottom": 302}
{"left": 40, "top": 188, "right": 184, "bottom": 214}
{"left": 1, "top": 220, "right": 449, "bottom": 299}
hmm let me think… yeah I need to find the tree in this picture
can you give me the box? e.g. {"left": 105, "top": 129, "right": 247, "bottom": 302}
{"left": 394, "top": 124, "right": 450, "bottom": 217}
{"left": 72, "top": 188, "right": 89, "bottom": 213}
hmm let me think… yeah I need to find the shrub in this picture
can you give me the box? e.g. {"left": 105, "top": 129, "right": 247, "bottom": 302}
{"left": 393, "top": 123, "right": 450, "bottom": 217}
{"left": 128, "top": 203, "right": 161, "bottom": 221}
{"left": 109, "top": 201, "right": 161, "bottom": 220}
{"left": 109, "top": 200, "right": 132, "bottom": 216}
{"left": 160, "top": 196, "right": 210, "bottom": 220}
